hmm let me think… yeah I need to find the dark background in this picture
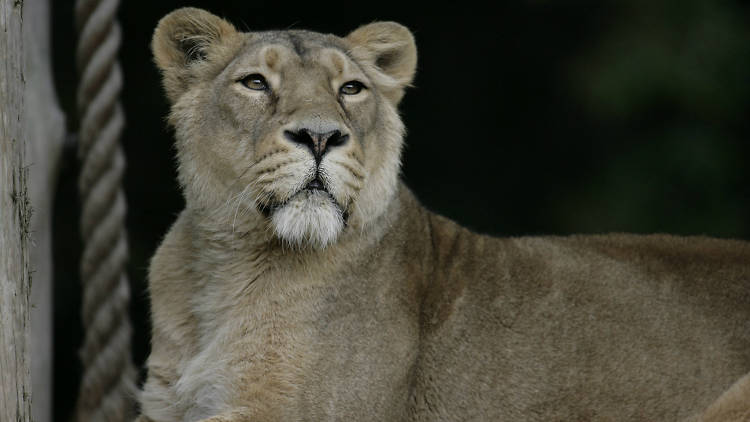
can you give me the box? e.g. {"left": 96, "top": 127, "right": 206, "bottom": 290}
{"left": 51, "top": 1, "right": 750, "bottom": 420}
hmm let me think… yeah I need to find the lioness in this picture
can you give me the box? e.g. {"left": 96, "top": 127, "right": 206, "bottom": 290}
{"left": 137, "top": 8, "right": 750, "bottom": 422}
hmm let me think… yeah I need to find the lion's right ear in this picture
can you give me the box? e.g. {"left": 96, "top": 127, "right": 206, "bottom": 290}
{"left": 346, "top": 22, "right": 417, "bottom": 105}
{"left": 152, "top": 8, "right": 241, "bottom": 103}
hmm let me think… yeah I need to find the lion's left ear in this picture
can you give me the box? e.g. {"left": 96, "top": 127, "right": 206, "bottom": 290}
{"left": 346, "top": 22, "right": 417, "bottom": 104}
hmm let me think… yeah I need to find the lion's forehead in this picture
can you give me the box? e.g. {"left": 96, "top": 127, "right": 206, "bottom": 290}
{"left": 227, "top": 30, "right": 358, "bottom": 77}
{"left": 240, "top": 30, "right": 348, "bottom": 60}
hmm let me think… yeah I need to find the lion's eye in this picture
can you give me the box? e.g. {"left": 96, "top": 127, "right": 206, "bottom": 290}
{"left": 240, "top": 74, "right": 269, "bottom": 91}
{"left": 340, "top": 81, "right": 366, "bottom": 96}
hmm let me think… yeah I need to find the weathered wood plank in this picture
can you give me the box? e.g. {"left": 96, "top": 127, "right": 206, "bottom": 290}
{"left": 0, "top": 1, "right": 32, "bottom": 421}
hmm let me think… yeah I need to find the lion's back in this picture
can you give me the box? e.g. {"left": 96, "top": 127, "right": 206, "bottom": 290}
{"left": 410, "top": 220, "right": 750, "bottom": 421}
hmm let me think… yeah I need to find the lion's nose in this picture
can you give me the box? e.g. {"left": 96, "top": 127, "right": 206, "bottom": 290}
{"left": 284, "top": 129, "right": 349, "bottom": 164}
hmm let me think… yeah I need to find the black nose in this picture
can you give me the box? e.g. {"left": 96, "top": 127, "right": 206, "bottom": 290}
{"left": 284, "top": 129, "right": 349, "bottom": 164}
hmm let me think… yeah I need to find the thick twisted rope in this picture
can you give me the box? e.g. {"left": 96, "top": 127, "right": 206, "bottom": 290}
{"left": 74, "top": 0, "right": 137, "bottom": 420}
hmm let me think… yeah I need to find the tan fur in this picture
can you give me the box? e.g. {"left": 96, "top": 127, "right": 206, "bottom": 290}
{"left": 138, "top": 8, "right": 750, "bottom": 421}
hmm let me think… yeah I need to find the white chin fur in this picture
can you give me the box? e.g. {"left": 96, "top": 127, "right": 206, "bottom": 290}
{"left": 271, "top": 190, "right": 344, "bottom": 249}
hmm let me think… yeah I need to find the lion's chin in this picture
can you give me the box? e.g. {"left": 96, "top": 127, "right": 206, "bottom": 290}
{"left": 270, "top": 190, "right": 344, "bottom": 249}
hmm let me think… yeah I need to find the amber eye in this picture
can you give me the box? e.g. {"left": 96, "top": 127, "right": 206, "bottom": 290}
{"left": 340, "top": 81, "right": 366, "bottom": 95}
{"left": 240, "top": 74, "right": 269, "bottom": 91}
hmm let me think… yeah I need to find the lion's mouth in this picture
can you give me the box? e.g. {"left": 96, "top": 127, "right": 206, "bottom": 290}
{"left": 304, "top": 176, "right": 327, "bottom": 192}
{"left": 257, "top": 178, "right": 349, "bottom": 224}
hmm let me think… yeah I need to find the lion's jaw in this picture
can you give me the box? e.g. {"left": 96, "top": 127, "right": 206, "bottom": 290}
{"left": 269, "top": 189, "right": 344, "bottom": 248}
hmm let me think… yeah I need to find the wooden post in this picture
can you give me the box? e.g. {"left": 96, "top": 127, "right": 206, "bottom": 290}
{"left": 23, "top": 0, "right": 66, "bottom": 421}
{"left": 0, "top": 1, "right": 32, "bottom": 421}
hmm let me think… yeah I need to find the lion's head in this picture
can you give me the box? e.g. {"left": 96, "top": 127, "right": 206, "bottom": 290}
{"left": 152, "top": 8, "right": 416, "bottom": 248}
